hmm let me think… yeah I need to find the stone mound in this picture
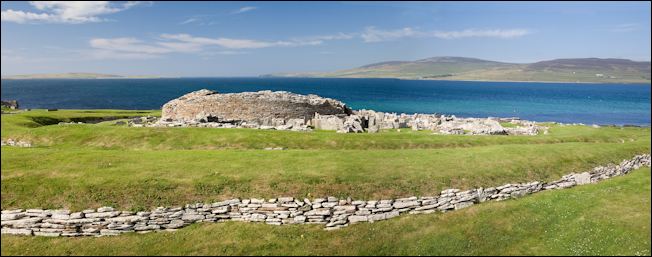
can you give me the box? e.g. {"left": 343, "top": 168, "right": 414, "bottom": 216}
{"left": 161, "top": 89, "right": 352, "bottom": 124}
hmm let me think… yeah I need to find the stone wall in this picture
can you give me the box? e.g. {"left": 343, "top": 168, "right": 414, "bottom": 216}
{"left": 4, "top": 154, "right": 648, "bottom": 237}
{"left": 160, "top": 89, "right": 352, "bottom": 124}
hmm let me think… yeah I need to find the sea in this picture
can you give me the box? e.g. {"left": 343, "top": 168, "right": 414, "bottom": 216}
{"left": 1, "top": 78, "right": 650, "bottom": 126}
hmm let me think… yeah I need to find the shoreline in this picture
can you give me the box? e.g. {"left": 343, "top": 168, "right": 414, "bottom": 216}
{"left": 2, "top": 108, "right": 650, "bottom": 128}
{"left": 3, "top": 76, "right": 650, "bottom": 85}
{"left": 312, "top": 76, "right": 652, "bottom": 85}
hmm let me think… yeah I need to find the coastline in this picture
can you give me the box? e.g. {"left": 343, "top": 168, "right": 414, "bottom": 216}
{"left": 310, "top": 76, "right": 652, "bottom": 85}
{"left": 2, "top": 75, "right": 650, "bottom": 85}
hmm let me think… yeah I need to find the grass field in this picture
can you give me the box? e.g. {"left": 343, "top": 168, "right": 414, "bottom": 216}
{"left": 1, "top": 109, "right": 650, "bottom": 255}
{"left": 2, "top": 168, "right": 649, "bottom": 256}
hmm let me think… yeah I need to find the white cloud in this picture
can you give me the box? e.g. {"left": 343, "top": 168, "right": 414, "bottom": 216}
{"left": 608, "top": 23, "right": 639, "bottom": 33}
{"left": 90, "top": 37, "right": 171, "bottom": 54}
{"left": 361, "top": 26, "right": 530, "bottom": 42}
{"left": 1, "top": 1, "right": 147, "bottom": 24}
{"left": 179, "top": 17, "right": 198, "bottom": 25}
{"left": 232, "top": 6, "right": 257, "bottom": 15}
{"left": 299, "top": 32, "right": 357, "bottom": 41}
{"left": 160, "top": 33, "right": 322, "bottom": 49}
{"left": 361, "top": 27, "right": 423, "bottom": 42}
{"left": 204, "top": 50, "right": 249, "bottom": 56}
{"left": 2, "top": 9, "right": 54, "bottom": 23}
{"left": 432, "top": 29, "right": 531, "bottom": 39}
{"left": 87, "top": 32, "right": 352, "bottom": 59}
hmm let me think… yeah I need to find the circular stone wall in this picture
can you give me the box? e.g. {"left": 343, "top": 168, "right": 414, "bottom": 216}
{"left": 161, "top": 89, "right": 352, "bottom": 123}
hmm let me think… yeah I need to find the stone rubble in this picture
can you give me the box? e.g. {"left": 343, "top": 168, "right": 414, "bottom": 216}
{"left": 126, "top": 116, "right": 158, "bottom": 127}
{"left": 1, "top": 100, "right": 19, "bottom": 110}
{"left": 2, "top": 154, "right": 648, "bottom": 237}
{"left": 1, "top": 138, "right": 32, "bottom": 147}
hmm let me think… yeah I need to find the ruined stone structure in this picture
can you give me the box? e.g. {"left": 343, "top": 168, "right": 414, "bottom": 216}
{"left": 0, "top": 100, "right": 19, "bottom": 110}
{"left": 2, "top": 154, "right": 649, "bottom": 237}
{"left": 161, "top": 89, "right": 351, "bottom": 125}
{"left": 154, "top": 89, "right": 547, "bottom": 135}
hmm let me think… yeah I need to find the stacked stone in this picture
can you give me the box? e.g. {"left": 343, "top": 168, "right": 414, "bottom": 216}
{"left": 314, "top": 110, "right": 545, "bottom": 135}
{"left": 127, "top": 116, "right": 158, "bottom": 127}
{"left": 2, "top": 154, "right": 649, "bottom": 237}
{"left": 152, "top": 118, "right": 312, "bottom": 131}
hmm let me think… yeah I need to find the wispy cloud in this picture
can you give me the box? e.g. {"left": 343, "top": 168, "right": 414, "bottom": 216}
{"left": 298, "top": 32, "right": 357, "bottom": 41}
{"left": 232, "top": 6, "right": 257, "bottom": 15}
{"left": 1, "top": 1, "right": 149, "bottom": 24}
{"left": 608, "top": 23, "right": 639, "bottom": 33}
{"left": 361, "top": 26, "right": 531, "bottom": 42}
{"left": 361, "top": 27, "right": 422, "bottom": 42}
{"left": 1, "top": 48, "right": 24, "bottom": 62}
{"left": 179, "top": 17, "right": 198, "bottom": 25}
{"left": 159, "top": 33, "right": 322, "bottom": 49}
{"left": 432, "top": 29, "right": 531, "bottom": 39}
{"left": 87, "top": 32, "right": 352, "bottom": 59}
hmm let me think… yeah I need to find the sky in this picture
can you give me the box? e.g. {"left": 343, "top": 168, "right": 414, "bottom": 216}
{"left": 1, "top": 1, "right": 651, "bottom": 77}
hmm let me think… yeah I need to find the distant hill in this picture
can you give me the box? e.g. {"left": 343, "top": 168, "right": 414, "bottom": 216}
{"left": 1, "top": 73, "right": 165, "bottom": 80}
{"left": 272, "top": 57, "right": 651, "bottom": 83}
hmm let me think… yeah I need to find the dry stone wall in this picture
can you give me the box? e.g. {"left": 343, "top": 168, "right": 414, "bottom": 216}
{"left": 2, "top": 154, "right": 649, "bottom": 237}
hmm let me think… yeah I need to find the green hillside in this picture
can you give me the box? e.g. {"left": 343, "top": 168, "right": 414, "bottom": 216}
{"left": 274, "top": 57, "right": 651, "bottom": 83}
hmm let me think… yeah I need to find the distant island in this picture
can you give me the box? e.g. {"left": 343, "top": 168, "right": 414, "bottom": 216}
{"left": 265, "top": 57, "right": 652, "bottom": 84}
{"left": 1, "top": 73, "right": 168, "bottom": 80}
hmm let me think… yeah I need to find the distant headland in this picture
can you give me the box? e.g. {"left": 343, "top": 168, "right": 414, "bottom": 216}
{"left": 265, "top": 57, "right": 652, "bottom": 84}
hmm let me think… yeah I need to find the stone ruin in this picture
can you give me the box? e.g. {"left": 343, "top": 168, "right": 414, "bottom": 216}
{"left": 153, "top": 89, "right": 547, "bottom": 135}
{"left": 1, "top": 100, "right": 19, "bottom": 110}
{"left": 158, "top": 89, "right": 351, "bottom": 131}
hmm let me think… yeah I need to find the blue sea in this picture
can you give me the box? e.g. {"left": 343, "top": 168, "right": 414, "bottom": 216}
{"left": 1, "top": 78, "right": 650, "bottom": 126}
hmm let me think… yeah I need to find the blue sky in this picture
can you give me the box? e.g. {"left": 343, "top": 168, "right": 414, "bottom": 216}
{"left": 1, "top": 1, "right": 650, "bottom": 76}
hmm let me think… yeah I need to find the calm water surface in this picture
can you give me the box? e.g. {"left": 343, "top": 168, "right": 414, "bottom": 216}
{"left": 1, "top": 78, "right": 650, "bottom": 125}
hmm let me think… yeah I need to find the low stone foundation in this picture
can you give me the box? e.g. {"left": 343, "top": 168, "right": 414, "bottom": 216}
{"left": 2, "top": 154, "right": 649, "bottom": 237}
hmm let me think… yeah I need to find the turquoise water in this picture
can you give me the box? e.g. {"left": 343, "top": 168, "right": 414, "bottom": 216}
{"left": 1, "top": 78, "right": 650, "bottom": 125}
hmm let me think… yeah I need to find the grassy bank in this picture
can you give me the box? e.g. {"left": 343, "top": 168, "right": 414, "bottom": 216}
{"left": 1, "top": 110, "right": 650, "bottom": 210}
{"left": 2, "top": 168, "right": 649, "bottom": 256}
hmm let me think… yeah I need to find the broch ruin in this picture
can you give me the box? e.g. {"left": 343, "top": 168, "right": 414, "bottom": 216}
{"left": 152, "top": 89, "right": 546, "bottom": 135}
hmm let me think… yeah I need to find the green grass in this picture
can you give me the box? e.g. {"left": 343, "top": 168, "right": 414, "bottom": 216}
{"left": 1, "top": 110, "right": 650, "bottom": 211}
{"left": 2, "top": 168, "right": 649, "bottom": 256}
{"left": 1, "top": 109, "right": 650, "bottom": 255}
{"left": 2, "top": 110, "right": 648, "bottom": 151}
{"left": 500, "top": 122, "right": 519, "bottom": 128}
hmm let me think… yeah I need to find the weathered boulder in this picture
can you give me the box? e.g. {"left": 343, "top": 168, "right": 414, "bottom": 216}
{"left": 337, "top": 115, "right": 365, "bottom": 133}
{"left": 436, "top": 117, "right": 507, "bottom": 135}
{"left": 312, "top": 113, "right": 346, "bottom": 130}
{"left": 161, "top": 89, "right": 352, "bottom": 124}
